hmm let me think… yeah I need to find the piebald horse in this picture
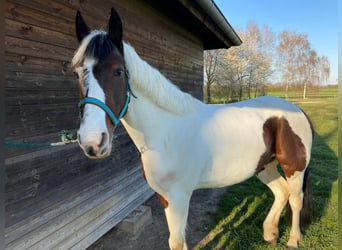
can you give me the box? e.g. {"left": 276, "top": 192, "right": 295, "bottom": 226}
{"left": 72, "top": 8, "right": 313, "bottom": 250}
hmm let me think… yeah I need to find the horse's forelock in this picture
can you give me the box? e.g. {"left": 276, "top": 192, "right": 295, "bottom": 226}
{"left": 72, "top": 30, "right": 116, "bottom": 67}
{"left": 85, "top": 33, "right": 116, "bottom": 61}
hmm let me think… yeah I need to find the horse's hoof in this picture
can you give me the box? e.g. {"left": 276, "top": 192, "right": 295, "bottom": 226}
{"left": 285, "top": 245, "right": 299, "bottom": 250}
{"left": 266, "top": 238, "right": 278, "bottom": 247}
{"left": 285, "top": 235, "right": 303, "bottom": 249}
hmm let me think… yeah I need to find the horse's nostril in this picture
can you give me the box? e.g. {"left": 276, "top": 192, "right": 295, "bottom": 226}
{"left": 86, "top": 146, "right": 96, "bottom": 157}
{"left": 98, "top": 132, "right": 107, "bottom": 148}
{"left": 77, "top": 132, "right": 82, "bottom": 145}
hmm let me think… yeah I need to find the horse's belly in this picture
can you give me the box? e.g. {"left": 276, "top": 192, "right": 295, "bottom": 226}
{"left": 196, "top": 148, "right": 264, "bottom": 189}
{"left": 196, "top": 112, "right": 266, "bottom": 188}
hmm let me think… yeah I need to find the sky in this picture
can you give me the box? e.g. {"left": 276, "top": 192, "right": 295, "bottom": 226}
{"left": 215, "top": 0, "right": 338, "bottom": 85}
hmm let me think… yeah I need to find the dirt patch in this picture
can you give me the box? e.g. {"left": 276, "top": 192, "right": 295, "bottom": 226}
{"left": 88, "top": 187, "right": 228, "bottom": 250}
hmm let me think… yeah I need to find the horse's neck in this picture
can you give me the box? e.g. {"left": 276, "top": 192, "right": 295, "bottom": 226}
{"left": 122, "top": 93, "right": 173, "bottom": 151}
{"left": 121, "top": 42, "right": 202, "bottom": 151}
{"left": 123, "top": 42, "right": 201, "bottom": 116}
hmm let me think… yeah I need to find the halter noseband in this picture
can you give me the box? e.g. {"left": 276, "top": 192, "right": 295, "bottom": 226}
{"left": 78, "top": 72, "right": 137, "bottom": 128}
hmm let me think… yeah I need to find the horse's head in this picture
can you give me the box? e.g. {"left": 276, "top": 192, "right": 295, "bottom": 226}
{"left": 72, "top": 8, "right": 129, "bottom": 159}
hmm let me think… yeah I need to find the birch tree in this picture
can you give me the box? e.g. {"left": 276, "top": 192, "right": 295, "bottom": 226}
{"left": 277, "top": 31, "right": 310, "bottom": 98}
{"left": 276, "top": 30, "right": 330, "bottom": 98}
{"left": 317, "top": 56, "right": 330, "bottom": 86}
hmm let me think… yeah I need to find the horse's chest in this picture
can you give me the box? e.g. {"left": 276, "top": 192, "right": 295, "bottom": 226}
{"left": 140, "top": 151, "right": 173, "bottom": 192}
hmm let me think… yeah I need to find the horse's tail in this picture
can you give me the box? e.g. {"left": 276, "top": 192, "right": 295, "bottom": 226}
{"left": 285, "top": 168, "right": 314, "bottom": 229}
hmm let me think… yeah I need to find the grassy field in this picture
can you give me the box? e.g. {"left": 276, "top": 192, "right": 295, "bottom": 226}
{"left": 266, "top": 85, "right": 338, "bottom": 99}
{"left": 196, "top": 91, "right": 338, "bottom": 249}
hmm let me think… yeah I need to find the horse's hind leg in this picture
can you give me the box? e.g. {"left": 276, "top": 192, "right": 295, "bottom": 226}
{"left": 164, "top": 190, "right": 191, "bottom": 250}
{"left": 285, "top": 170, "right": 306, "bottom": 249}
{"left": 257, "top": 161, "right": 289, "bottom": 246}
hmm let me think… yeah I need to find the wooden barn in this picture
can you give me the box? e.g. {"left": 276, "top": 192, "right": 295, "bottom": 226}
{"left": 4, "top": 0, "right": 241, "bottom": 249}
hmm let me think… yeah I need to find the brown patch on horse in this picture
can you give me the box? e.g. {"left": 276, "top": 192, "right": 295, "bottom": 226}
{"left": 256, "top": 117, "right": 278, "bottom": 173}
{"left": 256, "top": 116, "right": 307, "bottom": 177}
{"left": 156, "top": 193, "right": 169, "bottom": 208}
{"left": 140, "top": 157, "right": 147, "bottom": 182}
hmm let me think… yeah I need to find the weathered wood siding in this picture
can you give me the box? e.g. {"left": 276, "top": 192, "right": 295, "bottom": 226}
{"left": 5, "top": 0, "right": 204, "bottom": 248}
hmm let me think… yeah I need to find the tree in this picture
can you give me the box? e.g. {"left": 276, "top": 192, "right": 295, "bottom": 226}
{"left": 204, "top": 24, "right": 331, "bottom": 103}
{"left": 277, "top": 31, "right": 310, "bottom": 98}
{"left": 303, "top": 49, "right": 318, "bottom": 99}
{"left": 212, "top": 23, "right": 275, "bottom": 102}
{"left": 276, "top": 30, "right": 330, "bottom": 98}
{"left": 204, "top": 50, "right": 220, "bottom": 103}
{"left": 317, "top": 55, "right": 330, "bottom": 86}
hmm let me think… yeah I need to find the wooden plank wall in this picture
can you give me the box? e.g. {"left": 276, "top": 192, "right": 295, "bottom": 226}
{"left": 5, "top": 0, "right": 204, "bottom": 248}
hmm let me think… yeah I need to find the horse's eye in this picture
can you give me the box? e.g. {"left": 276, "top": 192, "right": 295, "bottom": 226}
{"left": 73, "top": 72, "right": 79, "bottom": 80}
{"left": 113, "top": 69, "right": 123, "bottom": 77}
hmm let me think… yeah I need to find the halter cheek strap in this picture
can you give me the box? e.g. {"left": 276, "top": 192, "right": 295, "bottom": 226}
{"left": 78, "top": 76, "right": 137, "bottom": 128}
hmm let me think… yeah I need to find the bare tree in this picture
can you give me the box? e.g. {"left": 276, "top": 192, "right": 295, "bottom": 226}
{"left": 277, "top": 31, "right": 310, "bottom": 98}
{"left": 276, "top": 30, "right": 330, "bottom": 99}
{"left": 204, "top": 50, "right": 220, "bottom": 103}
{"left": 216, "top": 23, "right": 275, "bottom": 101}
{"left": 318, "top": 55, "right": 330, "bottom": 85}
{"left": 204, "top": 25, "right": 331, "bottom": 103}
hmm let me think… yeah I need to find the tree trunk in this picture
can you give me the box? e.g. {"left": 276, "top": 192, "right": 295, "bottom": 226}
{"left": 206, "top": 83, "right": 211, "bottom": 103}
{"left": 238, "top": 85, "right": 243, "bottom": 101}
{"left": 285, "top": 82, "right": 289, "bottom": 99}
{"left": 303, "top": 82, "right": 307, "bottom": 99}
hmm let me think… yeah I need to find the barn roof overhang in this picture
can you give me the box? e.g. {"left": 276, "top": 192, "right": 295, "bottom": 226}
{"left": 145, "top": 0, "right": 242, "bottom": 50}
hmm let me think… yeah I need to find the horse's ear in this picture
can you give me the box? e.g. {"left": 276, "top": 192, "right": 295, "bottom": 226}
{"left": 75, "top": 10, "right": 90, "bottom": 43}
{"left": 108, "top": 8, "right": 123, "bottom": 54}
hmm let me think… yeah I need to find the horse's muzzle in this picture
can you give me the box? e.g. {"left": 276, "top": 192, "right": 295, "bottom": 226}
{"left": 78, "top": 131, "right": 111, "bottom": 159}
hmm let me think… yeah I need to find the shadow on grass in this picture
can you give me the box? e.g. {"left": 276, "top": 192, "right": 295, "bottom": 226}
{"left": 196, "top": 131, "right": 338, "bottom": 250}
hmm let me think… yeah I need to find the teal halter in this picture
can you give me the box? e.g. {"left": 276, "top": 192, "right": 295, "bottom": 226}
{"left": 78, "top": 73, "right": 137, "bottom": 128}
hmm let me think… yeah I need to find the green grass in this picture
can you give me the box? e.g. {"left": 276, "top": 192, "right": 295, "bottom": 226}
{"left": 267, "top": 86, "right": 338, "bottom": 99}
{"left": 207, "top": 85, "right": 338, "bottom": 104}
{"left": 195, "top": 96, "right": 338, "bottom": 250}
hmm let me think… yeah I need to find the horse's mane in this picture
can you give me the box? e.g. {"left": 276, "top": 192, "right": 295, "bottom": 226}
{"left": 72, "top": 30, "right": 201, "bottom": 115}
{"left": 123, "top": 43, "right": 201, "bottom": 115}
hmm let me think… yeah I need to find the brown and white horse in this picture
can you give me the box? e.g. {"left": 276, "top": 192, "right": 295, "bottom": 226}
{"left": 72, "top": 8, "right": 313, "bottom": 250}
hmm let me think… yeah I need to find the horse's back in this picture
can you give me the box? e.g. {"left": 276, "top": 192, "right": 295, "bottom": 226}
{"left": 195, "top": 96, "right": 313, "bottom": 188}
{"left": 205, "top": 96, "right": 308, "bottom": 133}
{"left": 216, "top": 96, "right": 313, "bottom": 153}
{"left": 218, "top": 96, "right": 311, "bottom": 135}
{"left": 226, "top": 96, "right": 300, "bottom": 112}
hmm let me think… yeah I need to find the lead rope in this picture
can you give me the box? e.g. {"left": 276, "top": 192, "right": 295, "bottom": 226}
{"left": 4, "top": 130, "right": 78, "bottom": 186}
{"left": 4, "top": 130, "right": 78, "bottom": 148}
{"left": 5, "top": 72, "right": 137, "bottom": 148}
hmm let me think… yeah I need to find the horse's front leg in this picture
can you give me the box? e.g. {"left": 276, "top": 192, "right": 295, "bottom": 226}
{"left": 164, "top": 190, "right": 191, "bottom": 250}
